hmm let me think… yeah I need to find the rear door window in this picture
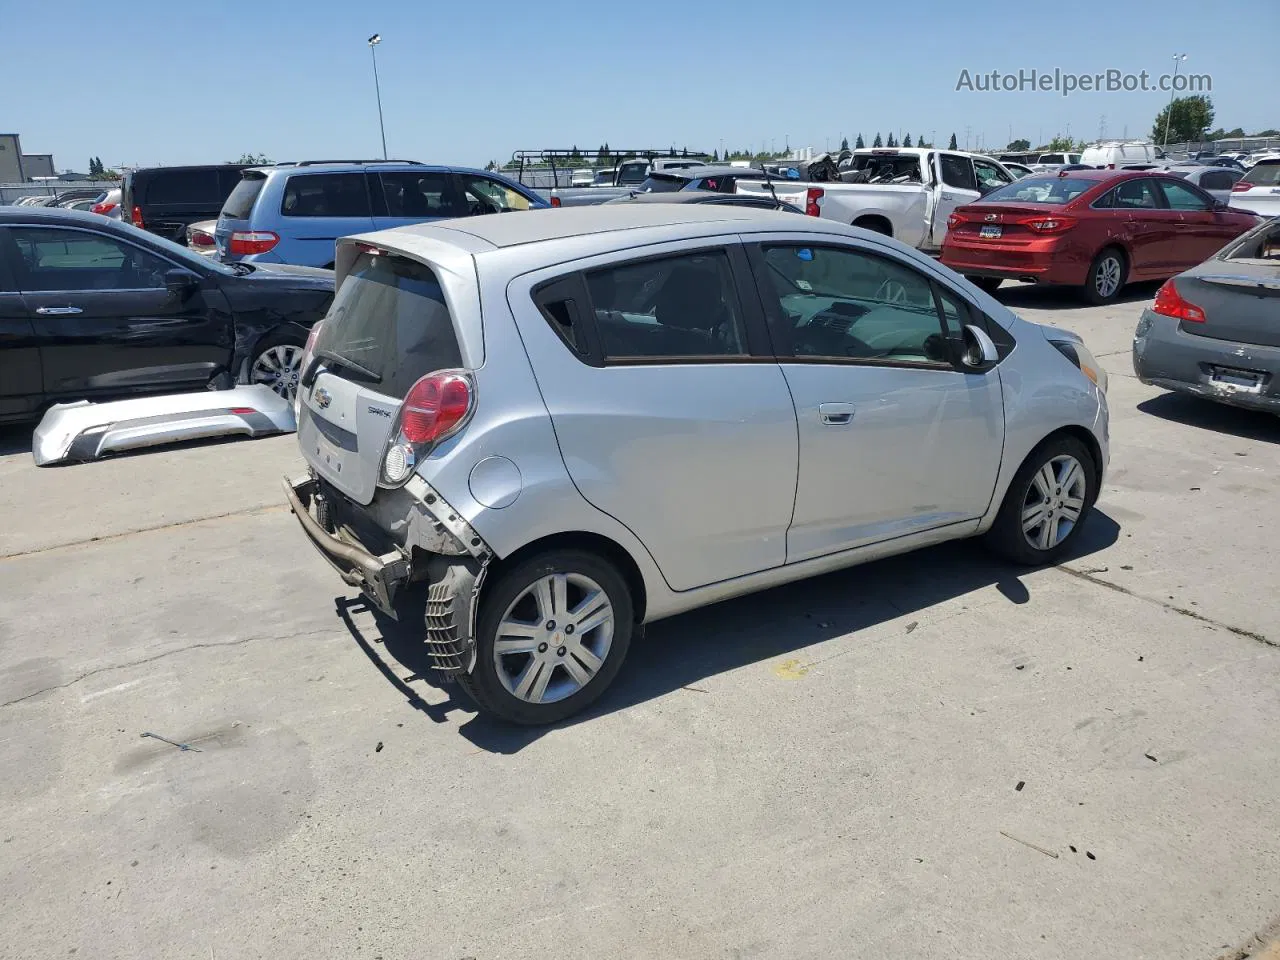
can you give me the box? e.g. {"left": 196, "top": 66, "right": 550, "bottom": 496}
{"left": 281, "top": 173, "right": 372, "bottom": 218}
{"left": 221, "top": 173, "right": 267, "bottom": 220}
{"left": 456, "top": 175, "right": 539, "bottom": 213}
{"left": 145, "top": 169, "right": 221, "bottom": 205}
{"left": 1198, "top": 170, "right": 1237, "bottom": 192}
{"left": 1157, "top": 179, "right": 1212, "bottom": 211}
{"left": 313, "top": 251, "right": 461, "bottom": 399}
{"left": 378, "top": 171, "right": 463, "bottom": 217}
{"left": 584, "top": 250, "right": 748, "bottom": 361}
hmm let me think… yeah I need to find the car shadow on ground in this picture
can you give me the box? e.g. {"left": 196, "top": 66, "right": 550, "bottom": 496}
{"left": 338, "top": 511, "right": 1121, "bottom": 754}
{"left": 993, "top": 280, "right": 1161, "bottom": 311}
{"left": 0, "top": 427, "right": 33, "bottom": 457}
{"left": 1138, "top": 392, "right": 1280, "bottom": 444}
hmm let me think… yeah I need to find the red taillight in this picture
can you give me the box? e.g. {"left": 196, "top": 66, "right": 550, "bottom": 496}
{"left": 190, "top": 231, "right": 214, "bottom": 248}
{"left": 1232, "top": 181, "right": 1252, "bottom": 192}
{"left": 229, "top": 407, "right": 258, "bottom": 415}
{"left": 400, "top": 372, "right": 472, "bottom": 445}
{"left": 131, "top": 205, "right": 144, "bottom": 228}
{"left": 804, "top": 188, "right": 824, "bottom": 217}
{"left": 550, "top": 195, "right": 562, "bottom": 208}
{"left": 229, "top": 230, "right": 279, "bottom": 255}
{"left": 303, "top": 320, "right": 324, "bottom": 359}
{"left": 1152, "top": 280, "right": 1205, "bottom": 323}
{"left": 947, "top": 213, "right": 965, "bottom": 229}
{"left": 1019, "top": 215, "right": 1077, "bottom": 234}
{"left": 91, "top": 201, "right": 117, "bottom": 215}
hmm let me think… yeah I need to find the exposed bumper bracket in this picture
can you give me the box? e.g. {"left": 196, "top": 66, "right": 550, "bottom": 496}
{"left": 283, "top": 475, "right": 410, "bottom": 617}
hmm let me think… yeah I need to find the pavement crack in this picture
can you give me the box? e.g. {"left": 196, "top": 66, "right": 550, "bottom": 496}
{"left": 0, "top": 504, "right": 286, "bottom": 561}
{"left": 1, "top": 627, "right": 336, "bottom": 708}
{"left": 1058, "top": 565, "right": 1275, "bottom": 648}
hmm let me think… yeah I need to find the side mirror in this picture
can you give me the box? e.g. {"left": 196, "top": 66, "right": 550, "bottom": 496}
{"left": 1212, "top": 200, "right": 1230, "bottom": 212}
{"left": 960, "top": 324, "right": 999, "bottom": 368}
{"left": 165, "top": 267, "right": 200, "bottom": 300}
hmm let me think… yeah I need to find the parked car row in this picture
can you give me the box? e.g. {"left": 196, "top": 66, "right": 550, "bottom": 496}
{"left": 0, "top": 205, "right": 334, "bottom": 424}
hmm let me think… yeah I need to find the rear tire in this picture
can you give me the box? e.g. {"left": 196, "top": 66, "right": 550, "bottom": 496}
{"left": 1081, "top": 247, "right": 1127, "bottom": 305}
{"left": 984, "top": 435, "right": 1097, "bottom": 566}
{"left": 246, "top": 328, "right": 306, "bottom": 403}
{"left": 459, "top": 549, "right": 634, "bottom": 725}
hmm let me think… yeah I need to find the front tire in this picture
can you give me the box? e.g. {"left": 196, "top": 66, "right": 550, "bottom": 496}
{"left": 459, "top": 549, "right": 634, "bottom": 725}
{"left": 1081, "top": 247, "right": 1127, "bottom": 305}
{"left": 985, "top": 435, "right": 1097, "bottom": 565}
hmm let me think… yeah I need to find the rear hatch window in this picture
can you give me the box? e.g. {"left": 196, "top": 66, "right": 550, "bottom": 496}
{"left": 314, "top": 251, "right": 462, "bottom": 399}
{"left": 221, "top": 172, "right": 267, "bottom": 220}
{"left": 1240, "top": 161, "right": 1280, "bottom": 188}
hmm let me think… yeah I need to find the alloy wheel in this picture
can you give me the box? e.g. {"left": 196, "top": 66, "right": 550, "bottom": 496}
{"left": 1021, "top": 455, "right": 1088, "bottom": 551}
{"left": 250, "top": 344, "right": 304, "bottom": 402}
{"left": 1095, "top": 256, "right": 1122, "bottom": 299}
{"left": 492, "top": 573, "right": 615, "bottom": 705}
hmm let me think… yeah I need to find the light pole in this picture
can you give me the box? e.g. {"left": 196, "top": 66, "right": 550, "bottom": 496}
{"left": 367, "top": 34, "right": 387, "bottom": 160}
{"left": 1162, "top": 53, "right": 1187, "bottom": 147}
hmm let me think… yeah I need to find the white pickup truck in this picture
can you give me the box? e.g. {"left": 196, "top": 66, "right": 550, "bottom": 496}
{"left": 736, "top": 148, "right": 1017, "bottom": 252}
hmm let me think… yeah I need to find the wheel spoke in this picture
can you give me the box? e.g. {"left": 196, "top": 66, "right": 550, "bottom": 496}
{"left": 1022, "top": 502, "right": 1048, "bottom": 533}
{"left": 562, "top": 653, "right": 594, "bottom": 688}
{"left": 494, "top": 635, "right": 540, "bottom": 656}
{"left": 1059, "top": 497, "right": 1084, "bottom": 522}
{"left": 1032, "top": 463, "right": 1055, "bottom": 499}
{"left": 1041, "top": 514, "right": 1059, "bottom": 549}
{"left": 497, "top": 619, "right": 541, "bottom": 639}
{"left": 513, "top": 657, "right": 548, "bottom": 701}
{"left": 572, "top": 595, "right": 612, "bottom": 636}
{"left": 550, "top": 574, "right": 568, "bottom": 620}
{"left": 571, "top": 643, "right": 603, "bottom": 673}
{"left": 1058, "top": 459, "right": 1081, "bottom": 494}
{"left": 532, "top": 577, "right": 556, "bottom": 621}
{"left": 529, "top": 660, "right": 554, "bottom": 703}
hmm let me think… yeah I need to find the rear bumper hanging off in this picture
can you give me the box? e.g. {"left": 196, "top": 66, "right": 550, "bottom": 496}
{"left": 282, "top": 475, "right": 410, "bottom": 616}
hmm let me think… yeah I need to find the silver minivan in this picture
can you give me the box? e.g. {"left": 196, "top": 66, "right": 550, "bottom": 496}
{"left": 284, "top": 206, "right": 1110, "bottom": 724}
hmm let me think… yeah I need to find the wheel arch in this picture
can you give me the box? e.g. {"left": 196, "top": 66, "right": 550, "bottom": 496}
{"left": 484, "top": 531, "right": 648, "bottom": 623}
{"left": 981, "top": 423, "right": 1105, "bottom": 533}
{"left": 852, "top": 214, "right": 894, "bottom": 237}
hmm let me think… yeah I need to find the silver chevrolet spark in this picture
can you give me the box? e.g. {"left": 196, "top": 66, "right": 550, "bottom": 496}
{"left": 285, "top": 205, "right": 1110, "bottom": 725}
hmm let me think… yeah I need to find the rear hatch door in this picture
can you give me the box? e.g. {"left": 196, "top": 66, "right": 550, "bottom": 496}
{"left": 298, "top": 248, "right": 464, "bottom": 505}
{"left": 1229, "top": 160, "right": 1280, "bottom": 217}
{"left": 216, "top": 170, "right": 268, "bottom": 260}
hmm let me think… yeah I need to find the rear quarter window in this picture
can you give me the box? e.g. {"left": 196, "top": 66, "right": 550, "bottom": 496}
{"left": 281, "top": 173, "right": 372, "bottom": 218}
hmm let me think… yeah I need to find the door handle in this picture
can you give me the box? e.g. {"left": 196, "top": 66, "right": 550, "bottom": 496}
{"left": 819, "top": 402, "right": 856, "bottom": 425}
{"left": 35, "top": 306, "right": 83, "bottom": 316}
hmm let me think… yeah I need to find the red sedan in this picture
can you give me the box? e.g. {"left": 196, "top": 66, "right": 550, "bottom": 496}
{"left": 940, "top": 170, "right": 1260, "bottom": 304}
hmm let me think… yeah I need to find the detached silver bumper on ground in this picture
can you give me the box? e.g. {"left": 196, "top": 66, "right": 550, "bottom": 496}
{"left": 33, "top": 385, "right": 295, "bottom": 466}
{"left": 282, "top": 474, "right": 410, "bottom": 617}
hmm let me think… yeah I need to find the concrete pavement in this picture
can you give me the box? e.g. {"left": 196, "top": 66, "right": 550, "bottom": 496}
{"left": 1, "top": 283, "right": 1278, "bottom": 960}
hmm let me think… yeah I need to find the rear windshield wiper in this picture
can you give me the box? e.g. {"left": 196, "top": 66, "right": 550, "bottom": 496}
{"left": 302, "top": 348, "right": 381, "bottom": 388}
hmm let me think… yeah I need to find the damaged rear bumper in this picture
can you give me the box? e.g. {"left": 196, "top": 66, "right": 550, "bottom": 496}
{"left": 282, "top": 475, "right": 410, "bottom": 616}
{"left": 283, "top": 473, "right": 492, "bottom": 680}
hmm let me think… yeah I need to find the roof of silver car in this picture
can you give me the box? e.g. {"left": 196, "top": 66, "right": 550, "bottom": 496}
{"left": 374, "top": 204, "right": 815, "bottom": 250}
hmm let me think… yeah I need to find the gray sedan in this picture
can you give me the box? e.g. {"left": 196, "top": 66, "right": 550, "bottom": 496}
{"left": 1133, "top": 217, "right": 1280, "bottom": 413}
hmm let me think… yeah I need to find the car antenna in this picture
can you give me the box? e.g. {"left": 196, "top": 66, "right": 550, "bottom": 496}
{"left": 761, "top": 160, "right": 780, "bottom": 206}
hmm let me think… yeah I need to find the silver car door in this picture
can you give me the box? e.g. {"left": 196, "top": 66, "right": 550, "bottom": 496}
{"left": 745, "top": 235, "right": 1005, "bottom": 563}
{"left": 505, "top": 239, "right": 799, "bottom": 592}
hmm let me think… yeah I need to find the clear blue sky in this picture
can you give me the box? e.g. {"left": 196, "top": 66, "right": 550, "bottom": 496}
{"left": 5, "top": 0, "right": 1277, "bottom": 172}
